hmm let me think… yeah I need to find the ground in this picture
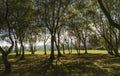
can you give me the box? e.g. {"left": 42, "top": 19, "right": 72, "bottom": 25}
{"left": 0, "top": 50, "right": 120, "bottom": 76}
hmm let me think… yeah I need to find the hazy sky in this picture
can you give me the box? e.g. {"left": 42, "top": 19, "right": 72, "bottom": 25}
{"left": 0, "top": 41, "right": 11, "bottom": 47}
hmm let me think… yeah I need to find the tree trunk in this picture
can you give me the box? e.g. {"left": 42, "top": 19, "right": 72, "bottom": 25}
{"left": 50, "top": 35, "right": 55, "bottom": 60}
{"left": 103, "top": 35, "right": 116, "bottom": 56}
{"left": 21, "top": 43, "right": 25, "bottom": 59}
{"left": 84, "top": 45, "right": 87, "bottom": 54}
{"left": 83, "top": 39, "right": 87, "bottom": 54}
{"left": 0, "top": 0, "right": 14, "bottom": 74}
{"left": 57, "top": 49, "right": 62, "bottom": 57}
{"left": 70, "top": 38, "right": 72, "bottom": 54}
{"left": 13, "top": 32, "right": 19, "bottom": 57}
{"left": 78, "top": 49, "right": 80, "bottom": 55}
{"left": 75, "top": 42, "right": 79, "bottom": 55}
{"left": 108, "top": 25, "right": 114, "bottom": 55}
{"left": 114, "top": 49, "right": 119, "bottom": 56}
{"left": 0, "top": 46, "right": 13, "bottom": 74}
{"left": 75, "top": 46, "right": 80, "bottom": 55}
{"left": 31, "top": 51, "right": 34, "bottom": 55}
{"left": 62, "top": 44, "right": 65, "bottom": 54}
{"left": 20, "top": 38, "right": 25, "bottom": 60}
{"left": 78, "top": 39, "right": 80, "bottom": 55}
{"left": 55, "top": 32, "right": 62, "bottom": 57}
{"left": 30, "top": 44, "right": 34, "bottom": 55}
{"left": 15, "top": 40, "right": 19, "bottom": 56}
{"left": 31, "top": 46, "right": 34, "bottom": 55}
{"left": 2, "top": 53, "right": 11, "bottom": 74}
{"left": 67, "top": 40, "right": 70, "bottom": 54}
{"left": 107, "top": 46, "right": 114, "bottom": 55}
{"left": 44, "top": 40, "right": 47, "bottom": 55}
{"left": 114, "top": 31, "right": 119, "bottom": 56}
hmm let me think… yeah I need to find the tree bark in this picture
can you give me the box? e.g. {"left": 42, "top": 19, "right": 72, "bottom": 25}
{"left": 30, "top": 43, "right": 34, "bottom": 55}
{"left": 0, "top": 0, "right": 14, "bottom": 74}
{"left": 70, "top": 38, "right": 73, "bottom": 54}
{"left": 20, "top": 37, "right": 25, "bottom": 60}
{"left": 113, "top": 30, "right": 119, "bottom": 56}
{"left": 2, "top": 53, "right": 11, "bottom": 74}
{"left": 15, "top": 40, "right": 19, "bottom": 56}
{"left": 50, "top": 35, "right": 55, "bottom": 60}
{"left": 31, "top": 45, "right": 34, "bottom": 55}
{"left": 107, "top": 46, "right": 114, "bottom": 55}
{"left": 78, "top": 39, "right": 80, "bottom": 55}
{"left": 84, "top": 43, "right": 87, "bottom": 54}
{"left": 13, "top": 32, "right": 19, "bottom": 57}
{"left": 103, "top": 34, "right": 118, "bottom": 56}
{"left": 68, "top": 40, "right": 70, "bottom": 54}
{"left": 62, "top": 43, "right": 65, "bottom": 54}
{"left": 55, "top": 32, "right": 62, "bottom": 57}
{"left": 44, "top": 39, "right": 47, "bottom": 55}
{"left": 0, "top": 28, "right": 14, "bottom": 74}
{"left": 83, "top": 39, "right": 87, "bottom": 54}
{"left": 108, "top": 25, "right": 114, "bottom": 55}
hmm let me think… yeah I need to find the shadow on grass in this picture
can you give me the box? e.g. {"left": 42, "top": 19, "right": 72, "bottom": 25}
{"left": 0, "top": 54, "right": 120, "bottom": 76}
{"left": 100, "top": 57, "right": 120, "bottom": 76}
{"left": 60, "top": 62, "right": 108, "bottom": 76}
{"left": 11, "top": 60, "right": 108, "bottom": 76}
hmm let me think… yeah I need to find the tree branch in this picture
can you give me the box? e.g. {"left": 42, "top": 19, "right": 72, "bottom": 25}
{"left": 5, "top": 0, "right": 14, "bottom": 54}
{"left": 97, "top": 0, "right": 120, "bottom": 30}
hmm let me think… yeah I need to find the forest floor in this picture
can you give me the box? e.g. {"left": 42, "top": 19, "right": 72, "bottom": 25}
{"left": 0, "top": 50, "right": 120, "bottom": 76}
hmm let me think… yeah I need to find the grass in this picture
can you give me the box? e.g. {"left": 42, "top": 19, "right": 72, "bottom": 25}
{"left": 1, "top": 50, "right": 107, "bottom": 55}
{"left": 0, "top": 50, "right": 120, "bottom": 76}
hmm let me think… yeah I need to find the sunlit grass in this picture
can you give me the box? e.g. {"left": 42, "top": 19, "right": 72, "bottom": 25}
{"left": 10, "top": 49, "right": 108, "bottom": 55}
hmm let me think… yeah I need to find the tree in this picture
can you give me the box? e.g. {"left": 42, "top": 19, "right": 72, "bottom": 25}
{"left": 35, "top": 0, "right": 71, "bottom": 60}
{"left": 55, "top": 28, "right": 62, "bottom": 57}
{"left": 96, "top": 0, "right": 120, "bottom": 56}
{"left": 26, "top": 26, "right": 39, "bottom": 55}
{"left": 68, "top": 24, "right": 81, "bottom": 55}
{"left": 97, "top": 0, "right": 120, "bottom": 30}
{"left": 0, "top": 0, "right": 14, "bottom": 74}
{"left": 67, "top": 0, "right": 93, "bottom": 54}
{"left": 41, "top": 27, "right": 50, "bottom": 55}
{"left": 92, "top": 12, "right": 119, "bottom": 56}
{"left": 13, "top": 0, "right": 34, "bottom": 59}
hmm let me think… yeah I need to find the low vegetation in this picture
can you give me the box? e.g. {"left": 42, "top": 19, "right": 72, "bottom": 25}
{"left": 0, "top": 50, "right": 120, "bottom": 76}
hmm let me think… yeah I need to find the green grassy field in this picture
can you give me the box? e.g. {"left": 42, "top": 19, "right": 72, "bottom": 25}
{"left": 0, "top": 50, "right": 108, "bottom": 55}
{"left": 0, "top": 50, "right": 120, "bottom": 76}
{"left": 2, "top": 50, "right": 108, "bottom": 55}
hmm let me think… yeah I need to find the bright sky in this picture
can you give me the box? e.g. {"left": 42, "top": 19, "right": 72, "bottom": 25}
{"left": 0, "top": 41, "right": 11, "bottom": 47}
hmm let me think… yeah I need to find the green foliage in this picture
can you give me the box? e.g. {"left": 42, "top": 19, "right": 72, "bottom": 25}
{"left": 88, "top": 34, "right": 101, "bottom": 47}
